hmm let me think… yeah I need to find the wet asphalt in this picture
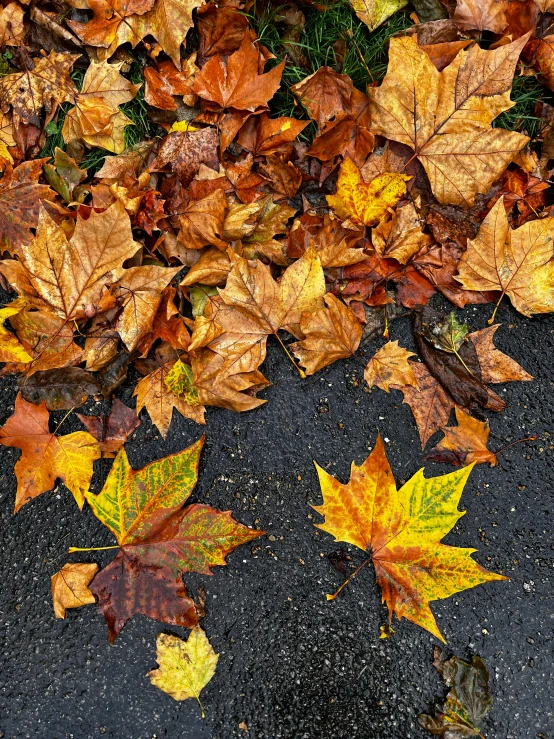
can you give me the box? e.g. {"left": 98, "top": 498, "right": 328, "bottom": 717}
{"left": 0, "top": 299, "right": 552, "bottom": 739}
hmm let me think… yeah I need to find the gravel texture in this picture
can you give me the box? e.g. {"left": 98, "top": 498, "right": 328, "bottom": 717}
{"left": 0, "top": 301, "right": 553, "bottom": 739}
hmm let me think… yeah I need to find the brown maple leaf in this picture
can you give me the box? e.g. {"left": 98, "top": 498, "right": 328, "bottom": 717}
{"left": 77, "top": 398, "right": 141, "bottom": 456}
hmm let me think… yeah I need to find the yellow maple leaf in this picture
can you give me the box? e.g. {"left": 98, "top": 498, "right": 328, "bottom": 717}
{"left": 0, "top": 300, "right": 32, "bottom": 363}
{"left": 326, "top": 157, "right": 410, "bottom": 227}
{"left": 456, "top": 196, "right": 554, "bottom": 320}
{"left": 349, "top": 0, "right": 407, "bottom": 31}
{"left": 148, "top": 627, "right": 219, "bottom": 715}
{"left": 312, "top": 434, "right": 507, "bottom": 641}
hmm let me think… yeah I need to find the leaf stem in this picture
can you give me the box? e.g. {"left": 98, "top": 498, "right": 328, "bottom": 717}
{"left": 275, "top": 332, "right": 306, "bottom": 378}
{"left": 68, "top": 545, "right": 119, "bottom": 553}
{"left": 326, "top": 557, "right": 371, "bottom": 601}
{"left": 495, "top": 435, "right": 536, "bottom": 457}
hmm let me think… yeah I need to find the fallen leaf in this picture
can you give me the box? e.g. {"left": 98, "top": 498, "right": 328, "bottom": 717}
{"left": 350, "top": 0, "right": 408, "bottom": 32}
{"left": 452, "top": 0, "right": 508, "bottom": 32}
{"left": 0, "top": 301, "right": 32, "bottom": 363}
{"left": 148, "top": 627, "right": 218, "bottom": 714}
{"left": 51, "top": 563, "right": 99, "bottom": 619}
{"left": 193, "top": 36, "right": 285, "bottom": 112}
{"left": 372, "top": 202, "right": 433, "bottom": 264}
{"left": 18, "top": 367, "right": 100, "bottom": 410}
{"left": 327, "top": 158, "right": 410, "bottom": 227}
{"left": 0, "top": 393, "right": 100, "bottom": 512}
{"left": 313, "top": 434, "right": 507, "bottom": 641}
{"left": 62, "top": 60, "right": 140, "bottom": 154}
{"left": 368, "top": 36, "right": 530, "bottom": 205}
{"left": 364, "top": 340, "right": 419, "bottom": 392}
{"left": 456, "top": 196, "right": 554, "bottom": 318}
{"left": 81, "top": 438, "right": 263, "bottom": 641}
{"left": 154, "top": 127, "right": 220, "bottom": 185}
{"left": 43, "top": 148, "right": 88, "bottom": 204}
{"left": 77, "top": 398, "right": 141, "bottom": 456}
{"left": 419, "top": 647, "right": 492, "bottom": 737}
{"left": 291, "top": 294, "right": 362, "bottom": 375}
{"left": 425, "top": 407, "right": 497, "bottom": 467}
{"left": 0, "top": 2, "right": 24, "bottom": 46}
{"left": 398, "top": 361, "right": 455, "bottom": 447}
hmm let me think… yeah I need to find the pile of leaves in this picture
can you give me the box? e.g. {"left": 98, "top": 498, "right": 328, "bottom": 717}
{"left": 0, "top": 0, "right": 551, "bottom": 728}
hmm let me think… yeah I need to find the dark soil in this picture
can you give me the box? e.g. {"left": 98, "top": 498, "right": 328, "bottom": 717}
{"left": 1, "top": 301, "right": 553, "bottom": 739}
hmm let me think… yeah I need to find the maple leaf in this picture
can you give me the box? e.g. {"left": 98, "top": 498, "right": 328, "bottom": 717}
{"left": 237, "top": 113, "right": 309, "bottom": 157}
{"left": 0, "top": 160, "right": 54, "bottom": 254}
{"left": 313, "top": 434, "right": 507, "bottom": 641}
{"left": 349, "top": 0, "right": 408, "bottom": 32}
{"left": 154, "top": 127, "right": 220, "bottom": 185}
{"left": 372, "top": 202, "right": 433, "bottom": 265}
{"left": 456, "top": 196, "right": 554, "bottom": 320}
{"left": 144, "top": 56, "right": 198, "bottom": 110}
{"left": 419, "top": 648, "right": 492, "bottom": 737}
{"left": 175, "top": 189, "right": 228, "bottom": 249}
{"left": 77, "top": 398, "right": 141, "bottom": 456}
{"left": 80, "top": 438, "right": 263, "bottom": 642}
{"left": 368, "top": 36, "right": 530, "bottom": 205}
{"left": 1, "top": 201, "right": 140, "bottom": 321}
{"left": 69, "top": 0, "right": 202, "bottom": 67}
{"left": 192, "top": 36, "right": 285, "bottom": 112}
{"left": 398, "top": 362, "right": 455, "bottom": 448}
{"left": 0, "top": 51, "right": 78, "bottom": 130}
{"left": 0, "top": 2, "right": 24, "bottom": 47}
{"left": 0, "top": 393, "right": 100, "bottom": 512}
{"left": 364, "top": 340, "right": 419, "bottom": 393}
{"left": 425, "top": 407, "right": 497, "bottom": 468}
{"left": 62, "top": 60, "right": 140, "bottom": 154}
{"left": 291, "top": 294, "right": 362, "bottom": 375}
{"left": 148, "top": 627, "right": 218, "bottom": 713}
{"left": 0, "top": 301, "right": 32, "bottom": 363}
{"left": 134, "top": 344, "right": 205, "bottom": 437}
{"left": 326, "top": 157, "right": 411, "bottom": 227}
{"left": 43, "top": 148, "right": 88, "bottom": 204}
{"left": 51, "top": 563, "right": 99, "bottom": 619}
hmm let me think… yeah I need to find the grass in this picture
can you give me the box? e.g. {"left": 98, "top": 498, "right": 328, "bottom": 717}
{"left": 248, "top": 0, "right": 411, "bottom": 125}
{"left": 494, "top": 74, "right": 547, "bottom": 141}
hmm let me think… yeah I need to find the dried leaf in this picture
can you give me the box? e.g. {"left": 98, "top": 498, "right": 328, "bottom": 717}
{"left": 51, "top": 563, "right": 99, "bottom": 619}
{"left": 425, "top": 407, "right": 497, "bottom": 468}
{"left": 364, "top": 340, "right": 418, "bottom": 392}
{"left": 77, "top": 398, "right": 141, "bottom": 456}
{"left": 18, "top": 367, "right": 100, "bottom": 410}
{"left": 350, "top": 0, "right": 408, "bottom": 32}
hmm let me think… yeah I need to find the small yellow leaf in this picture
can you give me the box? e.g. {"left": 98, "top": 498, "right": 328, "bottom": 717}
{"left": 170, "top": 120, "right": 199, "bottom": 133}
{"left": 326, "top": 157, "right": 410, "bottom": 227}
{"left": 350, "top": 0, "right": 408, "bottom": 32}
{"left": 148, "top": 627, "right": 219, "bottom": 716}
{"left": 0, "top": 301, "right": 32, "bottom": 363}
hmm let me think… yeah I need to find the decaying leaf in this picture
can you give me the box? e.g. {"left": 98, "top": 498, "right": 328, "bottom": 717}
{"left": 313, "top": 434, "right": 507, "bottom": 641}
{"left": 0, "top": 393, "right": 100, "bottom": 512}
{"left": 18, "top": 367, "right": 100, "bottom": 410}
{"left": 419, "top": 647, "right": 492, "bottom": 737}
{"left": 0, "top": 301, "right": 32, "bottom": 363}
{"left": 350, "top": 0, "right": 408, "bottom": 32}
{"left": 148, "top": 627, "right": 218, "bottom": 714}
{"left": 51, "top": 563, "right": 99, "bottom": 619}
{"left": 80, "top": 437, "right": 263, "bottom": 642}
{"left": 77, "top": 398, "right": 141, "bottom": 456}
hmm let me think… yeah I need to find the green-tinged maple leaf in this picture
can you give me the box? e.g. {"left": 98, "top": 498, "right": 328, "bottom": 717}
{"left": 312, "top": 434, "right": 507, "bottom": 642}
{"left": 78, "top": 437, "right": 264, "bottom": 642}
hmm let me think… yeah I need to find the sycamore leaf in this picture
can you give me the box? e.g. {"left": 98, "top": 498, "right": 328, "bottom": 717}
{"left": 313, "top": 434, "right": 507, "bottom": 641}
{"left": 456, "top": 196, "right": 554, "bottom": 318}
{"left": 69, "top": 0, "right": 202, "bottom": 67}
{"left": 62, "top": 60, "right": 140, "bottom": 154}
{"left": 372, "top": 202, "right": 433, "bottom": 264}
{"left": 192, "top": 36, "right": 285, "bottom": 111}
{"left": 326, "top": 158, "right": 411, "bottom": 227}
{"left": 82, "top": 438, "right": 263, "bottom": 641}
{"left": 364, "top": 340, "right": 418, "bottom": 393}
{"left": 0, "top": 394, "right": 100, "bottom": 512}
{"left": 425, "top": 407, "right": 497, "bottom": 468}
{"left": 368, "top": 36, "right": 530, "bottom": 205}
{"left": 1, "top": 201, "right": 140, "bottom": 321}
{"left": 0, "top": 160, "right": 54, "bottom": 254}
{"left": 419, "top": 648, "right": 492, "bottom": 737}
{"left": 291, "top": 294, "right": 362, "bottom": 375}
{"left": 51, "top": 563, "right": 99, "bottom": 619}
{"left": 148, "top": 628, "right": 218, "bottom": 714}
{"left": 134, "top": 345, "right": 205, "bottom": 437}
{"left": 154, "top": 127, "right": 220, "bottom": 185}
{"left": 0, "top": 301, "right": 32, "bottom": 363}
{"left": 77, "top": 398, "right": 141, "bottom": 457}
{"left": 349, "top": 0, "right": 408, "bottom": 32}
{"left": 176, "top": 189, "right": 228, "bottom": 250}
{"left": 0, "top": 51, "right": 78, "bottom": 129}
{"left": 0, "top": 2, "right": 24, "bottom": 46}
{"left": 43, "top": 148, "right": 88, "bottom": 204}
{"left": 423, "top": 311, "right": 469, "bottom": 354}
